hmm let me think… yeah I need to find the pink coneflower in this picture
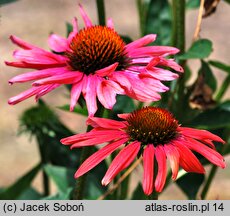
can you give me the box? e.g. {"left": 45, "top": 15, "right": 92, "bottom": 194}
{"left": 61, "top": 107, "right": 226, "bottom": 195}
{"left": 6, "top": 5, "right": 183, "bottom": 116}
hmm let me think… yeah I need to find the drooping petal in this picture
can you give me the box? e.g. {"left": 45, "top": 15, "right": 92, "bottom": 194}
{"left": 70, "top": 78, "right": 85, "bottom": 111}
{"left": 183, "top": 137, "right": 226, "bottom": 169}
{"left": 32, "top": 71, "right": 83, "bottom": 86}
{"left": 79, "top": 4, "right": 93, "bottom": 28}
{"left": 13, "top": 49, "right": 67, "bottom": 65}
{"left": 127, "top": 46, "right": 180, "bottom": 58}
{"left": 155, "top": 145, "right": 167, "bottom": 192}
{"left": 97, "top": 80, "right": 120, "bottom": 109}
{"left": 75, "top": 138, "right": 128, "bottom": 178}
{"left": 8, "top": 67, "right": 67, "bottom": 84}
{"left": 142, "top": 144, "right": 155, "bottom": 195}
{"left": 8, "top": 86, "right": 44, "bottom": 105}
{"left": 164, "top": 144, "right": 180, "bottom": 180}
{"left": 159, "top": 58, "right": 184, "bottom": 73}
{"left": 35, "top": 84, "right": 60, "bottom": 101}
{"left": 48, "top": 34, "right": 68, "bottom": 52}
{"left": 173, "top": 139, "right": 205, "bottom": 173}
{"left": 102, "top": 141, "right": 141, "bottom": 186}
{"left": 67, "top": 17, "right": 78, "bottom": 43}
{"left": 61, "top": 129, "right": 128, "bottom": 148}
{"left": 178, "top": 127, "right": 225, "bottom": 144}
{"left": 82, "top": 75, "right": 98, "bottom": 116}
{"left": 125, "top": 34, "right": 156, "bottom": 52}
{"left": 109, "top": 72, "right": 132, "bottom": 91}
{"left": 140, "top": 68, "right": 179, "bottom": 81}
{"left": 10, "top": 35, "right": 36, "bottom": 49}
{"left": 86, "top": 117, "right": 127, "bottom": 129}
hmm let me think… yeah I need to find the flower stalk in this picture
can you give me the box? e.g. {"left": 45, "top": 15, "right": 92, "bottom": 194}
{"left": 96, "top": 0, "right": 106, "bottom": 26}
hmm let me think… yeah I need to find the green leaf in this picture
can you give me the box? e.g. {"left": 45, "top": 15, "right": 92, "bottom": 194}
{"left": 131, "top": 183, "right": 148, "bottom": 200}
{"left": 120, "top": 35, "right": 133, "bottom": 44}
{"left": 58, "top": 104, "right": 88, "bottom": 116}
{"left": 179, "top": 39, "right": 213, "bottom": 60}
{"left": 176, "top": 173, "right": 205, "bottom": 199}
{"left": 144, "top": 0, "right": 172, "bottom": 45}
{"left": 0, "top": 163, "right": 41, "bottom": 199}
{"left": 189, "top": 105, "right": 230, "bottom": 129}
{"left": 199, "top": 60, "right": 217, "bottom": 92}
{"left": 186, "top": 0, "right": 200, "bottom": 9}
{"left": 42, "top": 189, "right": 72, "bottom": 200}
{"left": 209, "top": 60, "right": 230, "bottom": 74}
{"left": 66, "top": 22, "right": 73, "bottom": 37}
{"left": 110, "top": 95, "right": 135, "bottom": 120}
{"left": 18, "top": 187, "right": 42, "bottom": 200}
{"left": 44, "top": 165, "right": 75, "bottom": 193}
{"left": 0, "top": 0, "right": 17, "bottom": 6}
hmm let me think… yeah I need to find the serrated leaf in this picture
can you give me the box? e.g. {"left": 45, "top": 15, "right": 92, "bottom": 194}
{"left": 209, "top": 60, "right": 230, "bottom": 74}
{"left": 0, "top": 163, "right": 41, "bottom": 199}
{"left": 179, "top": 39, "right": 213, "bottom": 60}
{"left": 176, "top": 173, "right": 205, "bottom": 199}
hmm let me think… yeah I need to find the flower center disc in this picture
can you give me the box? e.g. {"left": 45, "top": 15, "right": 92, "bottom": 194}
{"left": 126, "top": 107, "right": 178, "bottom": 145}
{"left": 66, "top": 26, "right": 127, "bottom": 74}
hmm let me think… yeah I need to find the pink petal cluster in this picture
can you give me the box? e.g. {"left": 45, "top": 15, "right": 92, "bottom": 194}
{"left": 61, "top": 114, "right": 226, "bottom": 195}
{"left": 6, "top": 5, "right": 183, "bottom": 116}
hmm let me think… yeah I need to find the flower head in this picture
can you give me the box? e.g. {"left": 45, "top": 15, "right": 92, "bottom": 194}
{"left": 6, "top": 5, "right": 183, "bottom": 116}
{"left": 61, "top": 107, "right": 226, "bottom": 195}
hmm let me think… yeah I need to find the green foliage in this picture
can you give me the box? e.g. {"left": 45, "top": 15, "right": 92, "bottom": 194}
{"left": 179, "top": 39, "right": 213, "bottom": 59}
{"left": 186, "top": 0, "right": 200, "bottom": 9}
{"left": 131, "top": 184, "right": 148, "bottom": 200}
{"left": 0, "top": 0, "right": 18, "bottom": 6}
{"left": 176, "top": 173, "right": 205, "bottom": 199}
{"left": 209, "top": 60, "right": 230, "bottom": 74}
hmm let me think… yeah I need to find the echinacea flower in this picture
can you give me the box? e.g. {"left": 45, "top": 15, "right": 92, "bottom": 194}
{"left": 60, "top": 107, "right": 226, "bottom": 195}
{"left": 6, "top": 5, "right": 183, "bottom": 116}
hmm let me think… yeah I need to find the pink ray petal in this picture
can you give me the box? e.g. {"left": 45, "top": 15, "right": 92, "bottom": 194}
{"left": 159, "top": 58, "right": 184, "bottom": 72}
{"left": 87, "top": 117, "right": 127, "bottom": 129}
{"left": 117, "top": 113, "right": 130, "bottom": 120}
{"left": 95, "top": 62, "right": 118, "bottom": 77}
{"left": 125, "top": 34, "right": 156, "bottom": 52}
{"left": 32, "top": 71, "right": 83, "bottom": 86}
{"left": 146, "top": 57, "right": 161, "bottom": 69}
{"left": 140, "top": 68, "right": 179, "bottom": 81}
{"left": 8, "top": 86, "right": 45, "bottom": 105}
{"left": 173, "top": 139, "right": 205, "bottom": 173}
{"left": 70, "top": 78, "right": 85, "bottom": 111}
{"left": 109, "top": 72, "right": 132, "bottom": 91}
{"left": 142, "top": 144, "right": 155, "bottom": 195}
{"left": 35, "top": 84, "right": 60, "bottom": 101}
{"left": 183, "top": 137, "right": 226, "bottom": 169}
{"left": 67, "top": 17, "right": 78, "bottom": 43}
{"left": 48, "top": 34, "right": 68, "bottom": 52}
{"left": 102, "top": 141, "right": 141, "bottom": 186}
{"left": 62, "top": 130, "right": 127, "bottom": 148}
{"left": 155, "top": 145, "right": 167, "bottom": 192}
{"left": 79, "top": 4, "right": 93, "bottom": 28}
{"left": 178, "top": 127, "right": 225, "bottom": 144}
{"left": 10, "top": 35, "right": 37, "bottom": 49}
{"left": 127, "top": 46, "right": 180, "bottom": 58}
{"left": 164, "top": 144, "right": 179, "bottom": 180}
{"left": 8, "top": 67, "right": 67, "bottom": 84}
{"left": 75, "top": 137, "right": 128, "bottom": 178}
{"left": 82, "top": 75, "right": 98, "bottom": 116}
{"left": 107, "top": 18, "right": 114, "bottom": 29}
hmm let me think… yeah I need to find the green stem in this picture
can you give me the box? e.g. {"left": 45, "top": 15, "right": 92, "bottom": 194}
{"left": 96, "top": 0, "right": 106, "bottom": 26}
{"left": 37, "top": 136, "right": 50, "bottom": 196}
{"left": 171, "top": 0, "right": 186, "bottom": 118}
{"left": 215, "top": 74, "right": 230, "bottom": 101}
{"left": 72, "top": 105, "right": 105, "bottom": 200}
